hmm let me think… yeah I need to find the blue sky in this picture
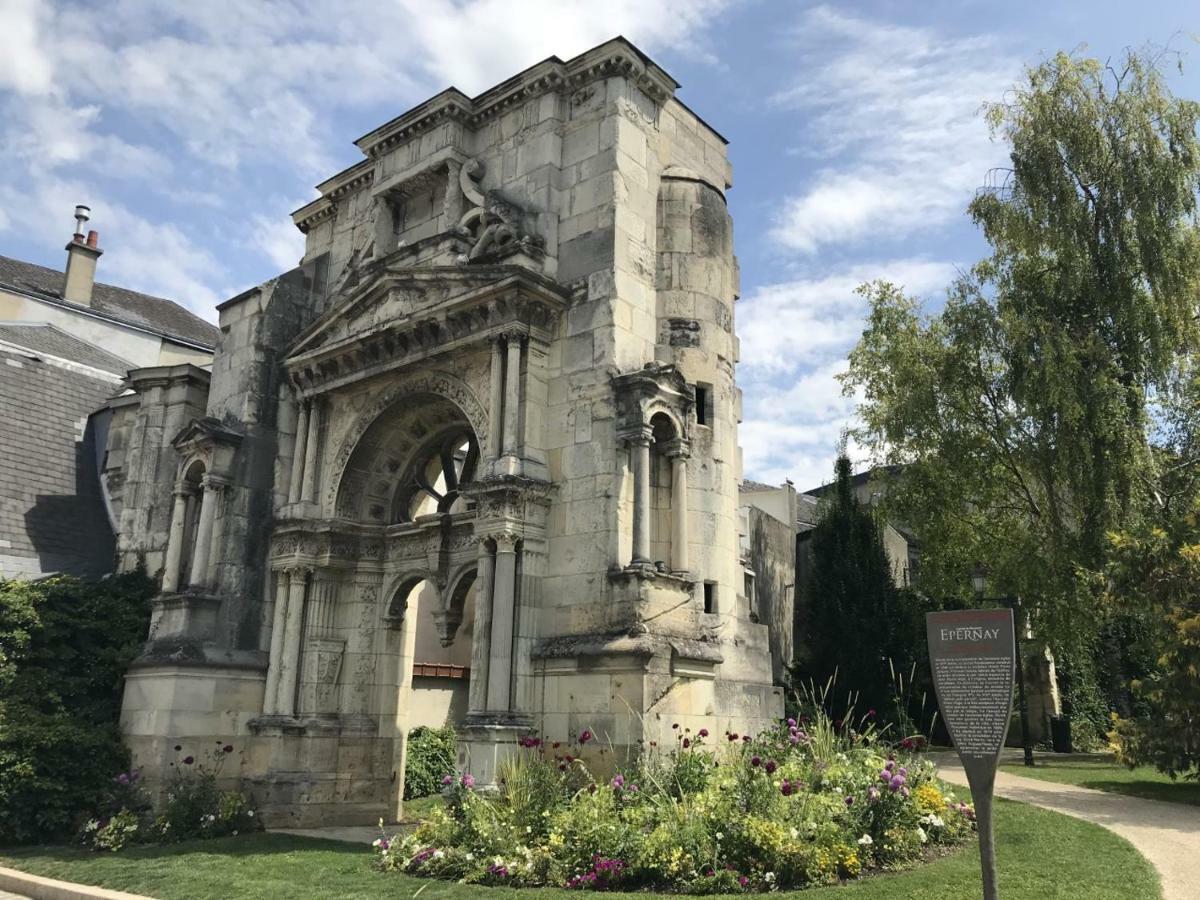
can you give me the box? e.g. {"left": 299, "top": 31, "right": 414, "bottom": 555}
{"left": 2, "top": 1, "right": 1197, "bottom": 489}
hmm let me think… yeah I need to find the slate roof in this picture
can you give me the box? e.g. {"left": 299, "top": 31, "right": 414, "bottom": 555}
{"left": 0, "top": 322, "right": 133, "bottom": 376}
{"left": 0, "top": 254, "right": 219, "bottom": 349}
{"left": 740, "top": 479, "right": 779, "bottom": 492}
{"left": 0, "top": 342, "right": 118, "bottom": 577}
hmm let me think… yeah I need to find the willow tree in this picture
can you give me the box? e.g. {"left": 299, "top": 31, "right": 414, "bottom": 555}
{"left": 842, "top": 50, "right": 1200, "bottom": 709}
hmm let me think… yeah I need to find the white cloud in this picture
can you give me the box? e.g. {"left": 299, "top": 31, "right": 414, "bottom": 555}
{"left": 768, "top": 5, "right": 1016, "bottom": 254}
{"left": 0, "top": 0, "right": 732, "bottom": 319}
{"left": 737, "top": 257, "right": 956, "bottom": 487}
{"left": 738, "top": 258, "right": 956, "bottom": 375}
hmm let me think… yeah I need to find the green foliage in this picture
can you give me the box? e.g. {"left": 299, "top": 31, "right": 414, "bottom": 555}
{"left": 403, "top": 725, "right": 457, "bottom": 800}
{"left": 0, "top": 571, "right": 154, "bottom": 844}
{"left": 154, "top": 745, "right": 258, "bottom": 843}
{"left": 1102, "top": 516, "right": 1200, "bottom": 778}
{"left": 803, "top": 456, "right": 902, "bottom": 716}
{"left": 802, "top": 456, "right": 948, "bottom": 724}
{"left": 842, "top": 48, "right": 1200, "bottom": 727}
{"left": 374, "top": 718, "right": 973, "bottom": 892}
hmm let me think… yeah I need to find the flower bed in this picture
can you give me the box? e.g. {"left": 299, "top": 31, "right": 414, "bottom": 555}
{"left": 375, "top": 714, "right": 974, "bottom": 892}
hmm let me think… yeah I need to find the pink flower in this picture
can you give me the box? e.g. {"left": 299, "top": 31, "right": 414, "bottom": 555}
{"left": 579, "top": 729, "right": 593, "bottom": 744}
{"left": 460, "top": 773, "right": 475, "bottom": 789}
{"left": 442, "top": 775, "right": 453, "bottom": 786}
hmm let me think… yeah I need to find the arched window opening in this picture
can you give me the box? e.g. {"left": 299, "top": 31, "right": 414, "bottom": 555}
{"left": 179, "top": 459, "right": 206, "bottom": 587}
{"left": 393, "top": 429, "right": 480, "bottom": 523}
{"left": 648, "top": 413, "right": 677, "bottom": 567}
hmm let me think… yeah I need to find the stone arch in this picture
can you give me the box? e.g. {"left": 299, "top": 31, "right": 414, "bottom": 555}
{"left": 329, "top": 371, "right": 488, "bottom": 521}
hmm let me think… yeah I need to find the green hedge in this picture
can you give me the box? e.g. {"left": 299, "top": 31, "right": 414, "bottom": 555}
{"left": 0, "top": 571, "right": 154, "bottom": 844}
{"left": 404, "top": 726, "right": 456, "bottom": 800}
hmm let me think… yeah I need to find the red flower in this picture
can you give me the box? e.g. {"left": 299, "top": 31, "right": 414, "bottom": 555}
{"left": 182, "top": 756, "right": 194, "bottom": 765}
{"left": 578, "top": 729, "right": 593, "bottom": 744}
{"left": 223, "top": 745, "right": 234, "bottom": 753}
{"left": 682, "top": 738, "right": 691, "bottom": 748}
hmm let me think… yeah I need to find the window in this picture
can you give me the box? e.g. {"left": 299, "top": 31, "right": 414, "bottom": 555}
{"left": 695, "top": 382, "right": 714, "bottom": 426}
{"left": 744, "top": 571, "right": 758, "bottom": 621}
{"left": 703, "top": 581, "right": 716, "bottom": 614}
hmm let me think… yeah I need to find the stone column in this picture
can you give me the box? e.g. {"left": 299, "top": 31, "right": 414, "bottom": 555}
{"left": 161, "top": 482, "right": 190, "bottom": 593}
{"left": 501, "top": 334, "right": 523, "bottom": 462}
{"left": 467, "top": 540, "right": 496, "bottom": 715}
{"left": 275, "top": 565, "right": 309, "bottom": 717}
{"left": 486, "top": 534, "right": 519, "bottom": 712}
{"left": 288, "top": 400, "right": 309, "bottom": 504}
{"left": 671, "top": 452, "right": 690, "bottom": 573}
{"left": 630, "top": 432, "right": 652, "bottom": 567}
{"left": 188, "top": 475, "right": 222, "bottom": 590}
{"left": 300, "top": 399, "right": 320, "bottom": 503}
{"left": 486, "top": 337, "right": 505, "bottom": 463}
{"left": 262, "top": 569, "right": 290, "bottom": 715}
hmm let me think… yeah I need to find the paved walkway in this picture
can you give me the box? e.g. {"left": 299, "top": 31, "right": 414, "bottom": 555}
{"left": 932, "top": 753, "right": 1200, "bottom": 900}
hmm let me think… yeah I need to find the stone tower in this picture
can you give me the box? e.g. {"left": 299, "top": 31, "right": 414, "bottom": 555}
{"left": 108, "top": 37, "right": 784, "bottom": 827}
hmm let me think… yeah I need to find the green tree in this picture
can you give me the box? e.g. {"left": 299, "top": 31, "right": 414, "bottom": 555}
{"left": 1103, "top": 517, "right": 1200, "bottom": 777}
{"left": 803, "top": 455, "right": 901, "bottom": 717}
{"left": 0, "top": 572, "right": 154, "bottom": 843}
{"left": 842, "top": 51, "right": 1200, "bottom": 732}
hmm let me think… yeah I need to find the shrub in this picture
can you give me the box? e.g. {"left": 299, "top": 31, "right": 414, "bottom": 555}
{"left": 404, "top": 725, "right": 457, "bottom": 800}
{"left": 154, "top": 744, "right": 258, "bottom": 842}
{"left": 375, "top": 715, "right": 974, "bottom": 892}
{"left": 0, "top": 571, "right": 154, "bottom": 844}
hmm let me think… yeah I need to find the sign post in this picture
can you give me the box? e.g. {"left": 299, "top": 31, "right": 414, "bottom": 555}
{"left": 927, "top": 609, "right": 1015, "bottom": 900}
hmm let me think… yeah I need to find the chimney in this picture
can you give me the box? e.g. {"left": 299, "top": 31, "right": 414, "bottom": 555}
{"left": 63, "top": 204, "right": 102, "bottom": 306}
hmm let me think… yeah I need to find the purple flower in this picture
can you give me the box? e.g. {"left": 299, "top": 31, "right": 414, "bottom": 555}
{"left": 880, "top": 771, "right": 892, "bottom": 783}
{"left": 764, "top": 759, "right": 778, "bottom": 775}
{"left": 786, "top": 718, "right": 797, "bottom": 728}
{"left": 611, "top": 774, "right": 625, "bottom": 789}
{"left": 682, "top": 738, "right": 691, "bottom": 748}
{"left": 739, "top": 876, "right": 750, "bottom": 887}
{"left": 884, "top": 760, "right": 895, "bottom": 772}
{"left": 182, "top": 756, "right": 194, "bottom": 765}
{"left": 442, "top": 775, "right": 454, "bottom": 786}
{"left": 889, "top": 779, "right": 900, "bottom": 793}
{"left": 728, "top": 732, "right": 739, "bottom": 742}
{"left": 460, "top": 773, "right": 475, "bottom": 789}
{"left": 223, "top": 744, "right": 234, "bottom": 754}
{"left": 116, "top": 773, "right": 130, "bottom": 785}
{"left": 742, "top": 735, "right": 752, "bottom": 743}
{"left": 579, "top": 729, "right": 593, "bottom": 744}
{"left": 844, "top": 795, "right": 855, "bottom": 806}
{"left": 750, "top": 755, "right": 762, "bottom": 767}
{"left": 698, "top": 728, "right": 709, "bottom": 738}
{"left": 781, "top": 780, "right": 793, "bottom": 796}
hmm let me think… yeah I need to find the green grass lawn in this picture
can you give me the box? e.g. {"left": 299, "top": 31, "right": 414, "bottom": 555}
{"left": 1000, "top": 754, "right": 1200, "bottom": 806}
{"left": 0, "top": 798, "right": 1158, "bottom": 900}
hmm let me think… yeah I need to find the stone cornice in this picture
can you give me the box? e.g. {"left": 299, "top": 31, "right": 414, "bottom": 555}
{"left": 284, "top": 267, "right": 567, "bottom": 397}
{"left": 290, "top": 38, "right": 679, "bottom": 230}
{"left": 355, "top": 38, "right": 677, "bottom": 159}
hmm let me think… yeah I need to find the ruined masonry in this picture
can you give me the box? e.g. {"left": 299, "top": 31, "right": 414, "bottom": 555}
{"left": 106, "top": 38, "right": 787, "bottom": 827}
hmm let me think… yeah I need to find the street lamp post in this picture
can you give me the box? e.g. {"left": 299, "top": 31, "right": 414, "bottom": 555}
{"left": 972, "top": 563, "right": 1035, "bottom": 768}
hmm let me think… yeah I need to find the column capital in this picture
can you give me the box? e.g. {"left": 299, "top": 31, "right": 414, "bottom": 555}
{"left": 492, "top": 531, "right": 521, "bottom": 551}
{"left": 502, "top": 328, "right": 528, "bottom": 346}
{"left": 624, "top": 427, "right": 653, "bottom": 447}
{"left": 664, "top": 438, "right": 691, "bottom": 459}
{"left": 201, "top": 473, "right": 230, "bottom": 491}
{"left": 281, "top": 563, "right": 313, "bottom": 578}
{"left": 172, "top": 480, "right": 195, "bottom": 497}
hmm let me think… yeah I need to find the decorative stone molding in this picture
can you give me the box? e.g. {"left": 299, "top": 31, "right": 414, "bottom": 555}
{"left": 284, "top": 268, "right": 566, "bottom": 397}
{"left": 612, "top": 362, "right": 695, "bottom": 444}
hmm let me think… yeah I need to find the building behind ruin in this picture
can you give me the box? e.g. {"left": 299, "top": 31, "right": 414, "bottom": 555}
{"left": 105, "top": 38, "right": 791, "bottom": 826}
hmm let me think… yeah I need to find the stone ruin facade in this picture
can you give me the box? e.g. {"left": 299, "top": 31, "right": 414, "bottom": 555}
{"left": 105, "top": 38, "right": 787, "bottom": 827}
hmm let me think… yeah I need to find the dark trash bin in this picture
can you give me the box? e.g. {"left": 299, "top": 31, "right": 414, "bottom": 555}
{"left": 1050, "top": 715, "right": 1073, "bottom": 754}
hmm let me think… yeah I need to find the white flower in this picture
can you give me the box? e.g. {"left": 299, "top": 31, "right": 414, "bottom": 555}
{"left": 764, "top": 872, "right": 776, "bottom": 884}
{"left": 433, "top": 849, "right": 444, "bottom": 859}
{"left": 466, "top": 853, "right": 474, "bottom": 861}
{"left": 715, "top": 832, "right": 724, "bottom": 840}
{"left": 916, "top": 826, "right": 928, "bottom": 844}
{"left": 833, "top": 786, "right": 842, "bottom": 793}
{"left": 857, "top": 834, "right": 873, "bottom": 846}
{"left": 789, "top": 827, "right": 799, "bottom": 840}
{"left": 373, "top": 839, "right": 384, "bottom": 848}
{"left": 248, "top": 811, "right": 254, "bottom": 817}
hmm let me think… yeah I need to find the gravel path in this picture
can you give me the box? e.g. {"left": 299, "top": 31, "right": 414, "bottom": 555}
{"left": 933, "top": 753, "right": 1199, "bottom": 900}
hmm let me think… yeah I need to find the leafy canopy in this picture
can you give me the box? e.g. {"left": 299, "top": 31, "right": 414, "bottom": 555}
{"left": 843, "top": 49, "right": 1200, "bottom": 645}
